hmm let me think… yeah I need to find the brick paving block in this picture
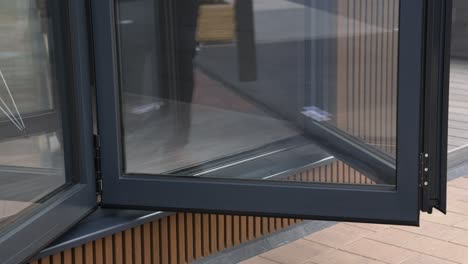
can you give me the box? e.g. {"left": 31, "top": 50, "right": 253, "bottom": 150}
{"left": 401, "top": 254, "right": 458, "bottom": 264}
{"left": 260, "top": 239, "right": 333, "bottom": 264}
{"left": 344, "top": 223, "right": 390, "bottom": 232}
{"left": 454, "top": 219, "right": 468, "bottom": 230}
{"left": 447, "top": 186, "right": 468, "bottom": 201}
{"left": 450, "top": 230, "right": 468, "bottom": 247}
{"left": 394, "top": 220, "right": 466, "bottom": 241}
{"left": 448, "top": 177, "right": 468, "bottom": 190}
{"left": 367, "top": 228, "right": 468, "bottom": 264}
{"left": 307, "top": 249, "right": 385, "bottom": 264}
{"left": 304, "top": 223, "right": 373, "bottom": 249}
{"left": 448, "top": 200, "right": 468, "bottom": 216}
{"left": 341, "top": 238, "right": 418, "bottom": 264}
{"left": 421, "top": 210, "right": 468, "bottom": 226}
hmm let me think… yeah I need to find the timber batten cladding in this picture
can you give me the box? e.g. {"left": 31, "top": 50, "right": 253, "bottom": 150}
{"left": 336, "top": 0, "right": 399, "bottom": 156}
{"left": 30, "top": 214, "right": 301, "bottom": 264}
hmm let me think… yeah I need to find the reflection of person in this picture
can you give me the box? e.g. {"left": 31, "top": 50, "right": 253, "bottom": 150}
{"left": 159, "top": 0, "right": 200, "bottom": 147}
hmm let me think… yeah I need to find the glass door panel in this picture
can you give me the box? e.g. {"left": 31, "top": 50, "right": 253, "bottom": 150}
{"left": 94, "top": 0, "right": 445, "bottom": 224}
{"left": 0, "top": 0, "right": 66, "bottom": 234}
{"left": 115, "top": 0, "right": 399, "bottom": 186}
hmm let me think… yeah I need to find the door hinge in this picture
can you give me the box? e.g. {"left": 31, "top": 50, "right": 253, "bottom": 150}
{"left": 94, "top": 134, "right": 103, "bottom": 205}
{"left": 420, "top": 152, "right": 432, "bottom": 213}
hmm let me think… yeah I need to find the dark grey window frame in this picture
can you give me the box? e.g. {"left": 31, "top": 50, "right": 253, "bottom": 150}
{"left": 0, "top": 1, "right": 96, "bottom": 264}
{"left": 91, "top": 0, "right": 450, "bottom": 225}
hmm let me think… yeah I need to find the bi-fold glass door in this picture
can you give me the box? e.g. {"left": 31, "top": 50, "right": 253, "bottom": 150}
{"left": 0, "top": 1, "right": 96, "bottom": 264}
{"left": 92, "top": 0, "right": 450, "bottom": 224}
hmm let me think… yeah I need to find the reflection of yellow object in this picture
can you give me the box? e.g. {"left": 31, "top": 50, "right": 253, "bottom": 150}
{"left": 196, "top": 4, "right": 235, "bottom": 43}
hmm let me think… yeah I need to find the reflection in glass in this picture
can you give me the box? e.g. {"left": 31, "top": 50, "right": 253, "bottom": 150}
{"left": 0, "top": 1, "right": 66, "bottom": 233}
{"left": 116, "top": 0, "right": 399, "bottom": 186}
{"left": 449, "top": 0, "right": 468, "bottom": 152}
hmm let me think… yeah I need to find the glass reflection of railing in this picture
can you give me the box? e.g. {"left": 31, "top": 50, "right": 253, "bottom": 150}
{"left": 0, "top": 67, "right": 25, "bottom": 133}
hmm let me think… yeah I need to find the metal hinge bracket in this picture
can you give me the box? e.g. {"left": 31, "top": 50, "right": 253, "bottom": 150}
{"left": 94, "top": 134, "right": 102, "bottom": 205}
{"left": 420, "top": 153, "right": 429, "bottom": 187}
{"left": 419, "top": 152, "right": 432, "bottom": 213}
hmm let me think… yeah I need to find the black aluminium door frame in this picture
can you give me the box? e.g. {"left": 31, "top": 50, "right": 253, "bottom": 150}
{"left": 0, "top": 1, "right": 96, "bottom": 264}
{"left": 92, "top": 0, "right": 426, "bottom": 225}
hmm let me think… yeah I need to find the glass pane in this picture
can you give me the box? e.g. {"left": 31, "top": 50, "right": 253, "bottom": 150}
{"left": 0, "top": 1, "right": 67, "bottom": 233}
{"left": 449, "top": 0, "right": 468, "bottom": 152}
{"left": 116, "top": 0, "right": 399, "bottom": 186}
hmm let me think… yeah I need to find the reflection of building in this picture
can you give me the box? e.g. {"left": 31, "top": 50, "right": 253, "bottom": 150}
{"left": 452, "top": 0, "right": 468, "bottom": 58}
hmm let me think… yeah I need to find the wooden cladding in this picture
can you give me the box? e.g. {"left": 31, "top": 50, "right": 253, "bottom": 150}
{"left": 30, "top": 213, "right": 301, "bottom": 264}
{"left": 196, "top": 4, "right": 235, "bottom": 43}
{"left": 336, "top": 0, "right": 399, "bottom": 156}
{"left": 286, "top": 160, "right": 377, "bottom": 185}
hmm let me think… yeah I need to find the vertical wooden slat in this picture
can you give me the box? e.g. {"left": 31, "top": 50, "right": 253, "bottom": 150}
{"left": 185, "top": 213, "right": 194, "bottom": 263}
{"left": 333, "top": 161, "right": 338, "bottom": 183}
{"left": 124, "top": 229, "right": 133, "bottom": 264}
{"left": 318, "top": 164, "right": 323, "bottom": 182}
{"left": 142, "top": 223, "right": 151, "bottom": 264}
{"left": 255, "top": 217, "right": 262, "bottom": 237}
{"left": 177, "top": 214, "right": 186, "bottom": 264}
{"left": 386, "top": 0, "right": 393, "bottom": 154}
{"left": 365, "top": 0, "right": 372, "bottom": 151}
{"left": 41, "top": 256, "right": 51, "bottom": 264}
{"left": 30, "top": 260, "right": 39, "bottom": 264}
{"left": 194, "top": 214, "right": 202, "bottom": 258}
{"left": 218, "top": 215, "right": 225, "bottom": 251}
{"left": 240, "top": 216, "right": 247, "bottom": 243}
{"left": 202, "top": 214, "right": 210, "bottom": 256}
{"left": 307, "top": 170, "right": 313, "bottom": 182}
{"left": 300, "top": 171, "right": 307, "bottom": 182}
{"left": 269, "top": 217, "right": 276, "bottom": 233}
{"left": 84, "top": 242, "right": 93, "bottom": 264}
{"left": 95, "top": 239, "right": 104, "bottom": 264}
{"left": 160, "top": 218, "right": 169, "bottom": 264}
{"left": 169, "top": 215, "right": 178, "bottom": 264}
{"left": 359, "top": 0, "right": 366, "bottom": 141}
{"left": 347, "top": 0, "right": 353, "bottom": 134}
{"left": 275, "top": 218, "right": 282, "bottom": 231}
{"left": 74, "top": 246, "right": 83, "bottom": 264}
{"left": 233, "top": 215, "right": 240, "bottom": 245}
{"left": 370, "top": 0, "right": 377, "bottom": 147}
{"left": 342, "top": 161, "right": 348, "bottom": 184}
{"left": 376, "top": 0, "right": 383, "bottom": 151}
{"left": 63, "top": 249, "right": 72, "bottom": 264}
{"left": 248, "top": 216, "right": 255, "bottom": 240}
{"left": 225, "top": 215, "right": 233, "bottom": 248}
{"left": 384, "top": 0, "right": 390, "bottom": 153}
{"left": 52, "top": 253, "right": 61, "bottom": 264}
{"left": 382, "top": 0, "right": 389, "bottom": 154}
{"left": 209, "top": 214, "right": 217, "bottom": 253}
{"left": 104, "top": 236, "right": 113, "bottom": 264}
{"left": 133, "top": 227, "right": 143, "bottom": 264}
{"left": 114, "top": 232, "right": 124, "bottom": 264}
{"left": 151, "top": 221, "right": 160, "bottom": 264}
{"left": 352, "top": 0, "right": 359, "bottom": 137}
{"left": 337, "top": 0, "right": 348, "bottom": 129}
{"left": 262, "top": 217, "right": 269, "bottom": 235}
{"left": 392, "top": 0, "right": 399, "bottom": 157}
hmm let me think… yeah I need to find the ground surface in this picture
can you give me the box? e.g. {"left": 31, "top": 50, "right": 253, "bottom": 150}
{"left": 241, "top": 176, "right": 468, "bottom": 264}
